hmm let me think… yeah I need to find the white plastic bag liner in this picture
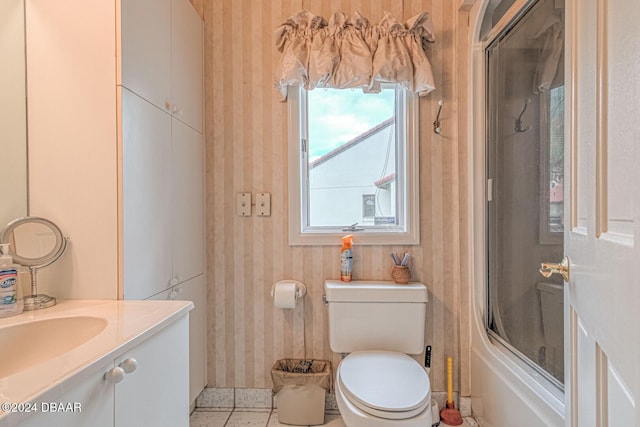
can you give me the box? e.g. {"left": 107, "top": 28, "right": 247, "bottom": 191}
{"left": 271, "top": 359, "right": 333, "bottom": 394}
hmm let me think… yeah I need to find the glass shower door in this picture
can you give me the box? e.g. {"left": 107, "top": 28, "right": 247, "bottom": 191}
{"left": 486, "top": 0, "right": 565, "bottom": 386}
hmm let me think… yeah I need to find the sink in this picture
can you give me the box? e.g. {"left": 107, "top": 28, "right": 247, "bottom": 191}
{"left": 0, "top": 316, "right": 108, "bottom": 378}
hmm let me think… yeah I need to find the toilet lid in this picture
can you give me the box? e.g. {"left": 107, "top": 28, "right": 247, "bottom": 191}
{"left": 338, "top": 351, "right": 430, "bottom": 418}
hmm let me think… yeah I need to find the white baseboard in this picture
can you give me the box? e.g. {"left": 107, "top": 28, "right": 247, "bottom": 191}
{"left": 196, "top": 387, "right": 471, "bottom": 418}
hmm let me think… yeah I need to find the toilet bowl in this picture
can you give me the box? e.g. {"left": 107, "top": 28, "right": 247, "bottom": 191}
{"left": 323, "top": 280, "right": 431, "bottom": 427}
{"left": 335, "top": 351, "right": 432, "bottom": 426}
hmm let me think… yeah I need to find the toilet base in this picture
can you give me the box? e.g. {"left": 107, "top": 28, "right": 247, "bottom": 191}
{"left": 335, "top": 372, "right": 433, "bottom": 427}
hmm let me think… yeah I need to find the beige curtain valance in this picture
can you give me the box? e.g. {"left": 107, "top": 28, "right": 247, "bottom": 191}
{"left": 274, "top": 10, "right": 436, "bottom": 101}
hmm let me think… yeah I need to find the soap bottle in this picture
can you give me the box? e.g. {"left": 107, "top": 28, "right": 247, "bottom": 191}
{"left": 340, "top": 235, "right": 353, "bottom": 282}
{"left": 0, "top": 243, "right": 23, "bottom": 317}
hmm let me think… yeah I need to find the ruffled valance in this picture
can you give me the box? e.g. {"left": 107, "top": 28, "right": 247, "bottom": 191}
{"left": 274, "top": 10, "right": 436, "bottom": 101}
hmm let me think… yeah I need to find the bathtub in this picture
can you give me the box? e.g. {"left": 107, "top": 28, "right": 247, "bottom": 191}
{"left": 470, "top": 305, "right": 565, "bottom": 426}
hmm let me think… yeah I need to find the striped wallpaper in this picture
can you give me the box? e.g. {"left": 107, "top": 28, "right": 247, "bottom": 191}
{"left": 200, "top": 0, "right": 471, "bottom": 395}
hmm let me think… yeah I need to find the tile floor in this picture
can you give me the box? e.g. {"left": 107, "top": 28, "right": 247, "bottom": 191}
{"left": 190, "top": 409, "right": 345, "bottom": 427}
{"left": 190, "top": 408, "right": 480, "bottom": 427}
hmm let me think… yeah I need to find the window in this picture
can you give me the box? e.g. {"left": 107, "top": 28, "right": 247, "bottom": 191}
{"left": 539, "top": 85, "right": 565, "bottom": 244}
{"left": 362, "top": 194, "right": 376, "bottom": 219}
{"left": 288, "top": 85, "right": 419, "bottom": 245}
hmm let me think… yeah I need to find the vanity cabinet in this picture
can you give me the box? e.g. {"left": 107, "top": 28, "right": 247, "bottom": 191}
{"left": 19, "top": 314, "right": 189, "bottom": 427}
{"left": 19, "top": 359, "right": 114, "bottom": 427}
{"left": 114, "top": 314, "right": 189, "bottom": 426}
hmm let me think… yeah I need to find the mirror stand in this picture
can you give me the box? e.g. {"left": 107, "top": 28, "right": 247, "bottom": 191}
{"left": 1, "top": 216, "right": 68, "bottom": 311}
{"left": 24, "top": 265, "right": 57, "bottom": 310}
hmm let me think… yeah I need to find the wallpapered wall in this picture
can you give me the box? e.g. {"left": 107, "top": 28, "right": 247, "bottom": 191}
{"left": 196, "top": 0, "right": 471, "bottom": 394}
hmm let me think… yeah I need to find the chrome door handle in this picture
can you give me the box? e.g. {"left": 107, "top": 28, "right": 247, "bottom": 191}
{"left": 540, "top": 256, "right": 570, "bottom": 282}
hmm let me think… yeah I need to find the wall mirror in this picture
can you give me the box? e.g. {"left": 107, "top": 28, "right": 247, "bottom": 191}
{"left": 0, "top": 217, "right": 68, "bottom": 310}
{"left": 0, "top": 0, "right": 28, "bottom": 228}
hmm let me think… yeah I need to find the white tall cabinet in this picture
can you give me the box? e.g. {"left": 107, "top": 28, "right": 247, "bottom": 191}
{"left": 26, "top": 0, "right": 206, "bottom": 406}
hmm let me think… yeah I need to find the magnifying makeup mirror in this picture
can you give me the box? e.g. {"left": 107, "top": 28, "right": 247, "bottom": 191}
{"left": 0, "top": 217, "right": 68, "bottom": 310}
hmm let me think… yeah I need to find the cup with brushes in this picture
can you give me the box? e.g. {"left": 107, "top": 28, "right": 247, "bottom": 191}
{"left": 390, "top": 252, "right": 411, "bottom": 284}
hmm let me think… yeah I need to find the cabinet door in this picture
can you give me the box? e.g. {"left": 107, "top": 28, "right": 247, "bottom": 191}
{"left": 146, "top": 275, "right": 207, "bottom": 405}
{"left": 19, "top": 360, "right": 114, "bottom": 427}
{"left": 115, "top": 314, "right": 189, "bottom": 427}
{"left": 172, "top": 119, "right": 204, "bottom": 284}
{"left": 122, "top": 88, "right": 173, "bottom": 299}
{"left": 174, "top": 275, "right": 207, "bottom": 403}
{"left": 170, "top": 0, "right": 203, "bottom": 132}
{"left": 121, "top": 0, "right": 171, "bottom": 112}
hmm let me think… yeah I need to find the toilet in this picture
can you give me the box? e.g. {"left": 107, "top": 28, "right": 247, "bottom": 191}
{"left": 324, "top": 280, "right": 432, "bottom": 426}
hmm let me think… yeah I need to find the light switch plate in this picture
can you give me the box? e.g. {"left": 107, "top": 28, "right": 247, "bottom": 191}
{"left": 237, "top": 192, "right": 251, "bottom": 216}
{"left": 255, "top": 192, "right": 271, "bottom": 217}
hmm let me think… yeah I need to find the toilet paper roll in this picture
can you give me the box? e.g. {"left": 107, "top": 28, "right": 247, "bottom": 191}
{"left": 273, "top": 281, "right": 298, "bottom": 309}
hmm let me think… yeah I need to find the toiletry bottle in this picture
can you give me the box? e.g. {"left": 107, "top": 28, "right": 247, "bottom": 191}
{"left": 340, "top": 235, "right": 353, "bottom": 282}
{"left": 0, "top": 243, "right": 23, "bottom": 317}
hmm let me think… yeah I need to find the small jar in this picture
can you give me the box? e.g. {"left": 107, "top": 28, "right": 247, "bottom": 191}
{"left": 391, "top": 265, "right": 411, "bottom": 284}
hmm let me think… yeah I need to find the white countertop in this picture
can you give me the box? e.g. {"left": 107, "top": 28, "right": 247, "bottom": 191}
{"left": 0, "top": 299, "right": 192, "bottom": 423}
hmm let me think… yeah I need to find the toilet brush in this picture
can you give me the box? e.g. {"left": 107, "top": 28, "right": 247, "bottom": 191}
{"left": 440, "top": 357, "right": 463, "bottom": 426}
{"left": 424, "top": 346, "right": 441, "bottom": 426}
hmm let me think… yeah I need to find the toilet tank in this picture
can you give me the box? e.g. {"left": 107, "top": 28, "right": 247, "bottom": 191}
{"left": 324, "top": 280, "right": 428, "bottom": 354}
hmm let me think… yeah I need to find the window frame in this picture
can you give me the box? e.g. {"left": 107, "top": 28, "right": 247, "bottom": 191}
{"left": 287, "top": 85, "right": 420, "bottom": 246}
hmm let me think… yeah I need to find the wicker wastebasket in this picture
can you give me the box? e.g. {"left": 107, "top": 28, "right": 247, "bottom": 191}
{"left": 271, "top": 359, "right": 333, "bottom": 426}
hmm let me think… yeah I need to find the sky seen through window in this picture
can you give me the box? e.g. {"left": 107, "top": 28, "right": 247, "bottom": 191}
{"left": 307, "top": 88, "right": 395, "bottom": 162}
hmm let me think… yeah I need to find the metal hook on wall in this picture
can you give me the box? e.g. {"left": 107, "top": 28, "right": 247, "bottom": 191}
{"left": 515, "top": 98, "right": 532, "bottom": 133}
{"left": 433, "top": 100, "right": 443, "bottom": 134}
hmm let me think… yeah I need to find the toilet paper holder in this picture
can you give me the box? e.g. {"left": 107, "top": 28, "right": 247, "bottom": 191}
{"left": 271, "top": 280, "right": 307, "bottom": 299}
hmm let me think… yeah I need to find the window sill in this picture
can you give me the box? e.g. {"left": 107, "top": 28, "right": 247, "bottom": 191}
{"left": 288, "top": 229, "right": 420, "bottom": 246}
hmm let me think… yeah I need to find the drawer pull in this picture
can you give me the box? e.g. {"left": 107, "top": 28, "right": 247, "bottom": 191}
{"left": 119, "top": 357, "right": 138, "bottom": 374}
{"left": 104, "top": 366, "right": 125, "bottom": 384}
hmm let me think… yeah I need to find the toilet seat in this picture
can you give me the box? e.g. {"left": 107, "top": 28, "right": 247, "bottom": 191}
{"left": 337, "top": 351, "right": 431, "bottom": 420}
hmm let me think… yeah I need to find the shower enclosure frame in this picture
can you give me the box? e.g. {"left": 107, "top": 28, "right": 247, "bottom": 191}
{"left": 484, "top": 0, "right": 565, "bottom": 394}
{"left": 467, "top": 0, "right": 566, "bottom": 424}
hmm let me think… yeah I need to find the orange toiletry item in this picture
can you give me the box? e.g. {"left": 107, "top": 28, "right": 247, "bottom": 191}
{"left": 340, "top": 235, "right": 353, "bottom": 282}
